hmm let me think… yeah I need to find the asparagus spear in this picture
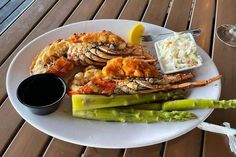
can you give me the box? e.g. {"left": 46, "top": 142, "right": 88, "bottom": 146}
{"left": 121, "top": 99, "right": 236, "bottom": 111}
{"left": 162, "top": 99, "right": 236, "bottom": 111}
{"left": 123, "top": 103, "right": 162, "bottom": 110}
{"left": 73, "top": 108, "right": 197, "bottom": 123}
{"left": 72, "top": 91, "right": 185, "bottom": 111}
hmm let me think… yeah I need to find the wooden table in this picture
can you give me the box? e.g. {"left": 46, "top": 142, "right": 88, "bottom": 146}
{"left": 0, "top": 0, "right": 236, "bottom": 156}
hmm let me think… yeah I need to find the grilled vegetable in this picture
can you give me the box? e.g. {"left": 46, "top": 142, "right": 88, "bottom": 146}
{"left": 73, "top": 108, "right": 197, "bottom": 123}
{"left": 72, "top": 91, "right": 186, "bottom": 111}
{"left": 123, "top": 103, "right": 163, "bottom": 110}
{"left": 121, "top": 99, "right": 236, "bottom": 111}
{"left": 162, "top": 99, "right": 236, "bottom": 111}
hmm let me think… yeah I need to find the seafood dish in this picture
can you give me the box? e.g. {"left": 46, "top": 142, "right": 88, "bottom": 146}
{"left": 24, "top": 24, "right": 227, "bottom": 124}
{"left": 30, "top": 30, "right": 155, "bottom": 76}
{"left": 30, "top": 30, "right": 221, "bottom": 96}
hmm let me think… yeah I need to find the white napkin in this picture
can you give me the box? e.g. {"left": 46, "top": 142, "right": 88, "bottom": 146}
{"left": 198, "top": 122, "right": 236, "bottom": 154}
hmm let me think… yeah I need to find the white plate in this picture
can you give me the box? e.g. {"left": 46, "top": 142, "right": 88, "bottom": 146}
{"left": 6, "top": 19, "right": 221, "bottom": 148}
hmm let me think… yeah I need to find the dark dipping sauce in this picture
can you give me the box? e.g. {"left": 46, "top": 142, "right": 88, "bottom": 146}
{"left": 17, "top": 74, "right": 66, "bottom": 107}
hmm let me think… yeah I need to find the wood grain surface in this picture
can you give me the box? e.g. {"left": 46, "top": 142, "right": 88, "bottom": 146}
{"left": 123, "top": 144, "right": 161, "bottom": 157}
{"left": 163, "top": 129, "right": 202, "bottom": 157}
{"left": 0, "top": 99, "right": 24, "bottom": 156}
{"left": 0, "top": 0, "right": 25, "bottom": 24}
{"left": 142, "top": 0, "right": 171, "bottom": 26}
{"left": 0, "top": 0, "right": 35, "bottom": 35}
{"left": 0, "top": 0, "right": 235, "bottom": 156}
{"left": 119, "top": 0, "right": 149, "bottom": 20}
{"left": 82, "top": 148, "right": 123, "bottom": 157}
{"left": 64, "top": 0, "right": 104, "bottom": 25}
{"left": 94, "top": 0, "right": 126, "bottom": 19}
{"left": 43, "top": 139, "right": 84, "bottom": 157}
{"left": 165, "top": 0, "right": 193, "bottom": 31}
{"left": 203, "top": 0, "right": 236, "bottom": 156}
{"left": 3, "top": 123, "right": 51, "bottom": 157}
{"left": 190, "top": 0, "right": 216, "bottom": 53}
{"left": 0, "top": 0, "right": 57, "bottom": 65}
{"left": 0, "top": 0, "right": 10, "bottom": 9}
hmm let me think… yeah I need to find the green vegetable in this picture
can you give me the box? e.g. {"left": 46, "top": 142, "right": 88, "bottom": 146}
{"left": 72, "top": 91, "right": 185, "bottom": 111}
{"left": 123, "top": 103, "right": 162, "bottom": 110}
{"left": 162, "top": 99, "right": 236, "bottom": 111}
{"left": 121, "top": 99, "right": 236, "bottom": 111}
{"left": 73, "top": 108, "right": 197, "bottom": 123}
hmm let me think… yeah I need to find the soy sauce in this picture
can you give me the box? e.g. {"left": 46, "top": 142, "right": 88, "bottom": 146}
{"left": 17, "top": 74, "right": 66, "bottom": 107}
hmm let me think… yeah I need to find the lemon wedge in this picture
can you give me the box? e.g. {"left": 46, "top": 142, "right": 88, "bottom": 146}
{"left": 129, "top": 22, "right": 145, "bottom": 45}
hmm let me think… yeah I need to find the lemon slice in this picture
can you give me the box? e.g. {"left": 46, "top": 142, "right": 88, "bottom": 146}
{"left": 129, "top": 22, "right": 145, "bottom": 45}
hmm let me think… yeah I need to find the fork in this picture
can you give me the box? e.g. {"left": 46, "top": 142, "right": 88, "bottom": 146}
{"left": 142, "top": 28, "right": 201, "bottom": 42}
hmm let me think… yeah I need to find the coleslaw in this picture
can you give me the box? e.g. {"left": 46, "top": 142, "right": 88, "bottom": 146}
{"left": 155, "top": 33, "right": 202, "bottom": 73}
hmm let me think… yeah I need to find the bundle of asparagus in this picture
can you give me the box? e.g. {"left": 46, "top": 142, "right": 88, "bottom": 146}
{"left": 72, "top": 91, "right": 236, "bottom": 123}
{"left": 72, "top": 91, "right": 195, "bottom": 122}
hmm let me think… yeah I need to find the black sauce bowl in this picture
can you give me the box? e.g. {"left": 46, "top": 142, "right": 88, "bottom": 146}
{"left": 17, "top": 73, "right": 66, "bottom": 115}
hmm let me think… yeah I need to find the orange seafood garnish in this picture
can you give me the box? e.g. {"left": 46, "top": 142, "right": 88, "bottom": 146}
{"left": 67, "top": 30, "right": 126, "bottom": 49}
{"left": 67, "top": 77, "right": 116, "bottom": 96}
{"left": 102, "top": 57, "right": 159, "bottom": 78}
{"left": 68, "top": 30, "right": 125, "bottom": 43}
{"left": 48, "top": 56, "right": 75, "bottom": 77}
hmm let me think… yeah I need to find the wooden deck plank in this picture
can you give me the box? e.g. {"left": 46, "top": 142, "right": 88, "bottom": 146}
{"left": 142, "top": 0, "right": 171, "bottom": 26}
{"left": 65, "top": 0, "right": 104, "bottom": 25}
{"left": 0, "top": 99, "right": 24, "bottom": 156}
{"left": 163, "top": 129, "right": 202, "bottom": 157}
{"left": 203, "top": 0, "right": 236, "bottom": 156}
{"left": 3, "top": 123, "right": 51, "bottom": 157}
{"left": 123, "top": 145, "right": 161, "bottom": 157}
{"left": 0, "top": 0, "right": 80, "bottom": 104}
{"left": 43, "top": 139, "right": 84, "bottom": 157}
{"left": 82, "top": 148, "right": 122, "bottom": 157}
{"left": 189, "top": 0, "right": 215, "bottom": 53}
{"left": 203, "top": 0, "right": 236, "bottom": 157}
{"left": 94, "top": 0, "right": 126, "bottom": 19}
{"left": 165, "top": 0, "right": 193, "bottom": 31}
{"left": 0, "top": 0, "right": 57, "bottom": 65}
{"left": 0, "top": 0, "right": 10, "bottom": 9}
{"left": 211, "top": 0, "right": 236, "bottom": 100}
{"left": 0, "top": 0, "right": 25, "bottom": 24}
{"left": 119, "top": 0, "right": 149, "bottom": 20}
{"left": 0, "top": 0, "right": 36, "bottom": 35}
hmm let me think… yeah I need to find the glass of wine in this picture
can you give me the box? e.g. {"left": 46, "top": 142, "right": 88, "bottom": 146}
{"left": 216, "top": 24, "right": 236, "bottom": 47}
